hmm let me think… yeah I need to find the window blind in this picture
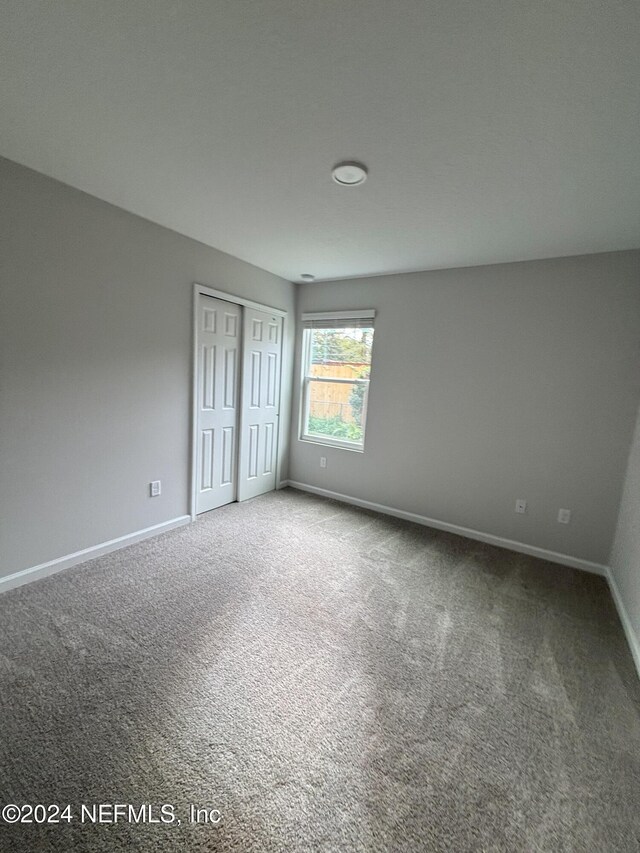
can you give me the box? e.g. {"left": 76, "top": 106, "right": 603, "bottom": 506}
{"left": 300, "top": 310, "right": 375, "bottom": 330}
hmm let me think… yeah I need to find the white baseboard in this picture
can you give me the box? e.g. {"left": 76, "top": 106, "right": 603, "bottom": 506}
{"left": 286, "top": 481, "right": 608, "bottom": 576}
{"left": 606, "top": 568, "right": 640, "bottom": 679}
{"left": 0, "top": 515, "right": 191, "bottom": 595}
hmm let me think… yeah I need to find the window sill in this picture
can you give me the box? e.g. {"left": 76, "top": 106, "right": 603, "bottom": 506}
{"left": 299, "top": 435, "right": 365, "bottom": 453}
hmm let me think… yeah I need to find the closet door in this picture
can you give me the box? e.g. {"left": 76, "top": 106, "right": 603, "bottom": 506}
{"left": 238, "top": 307, "right": 283, "bottom": 501}
{"left": 195, "top": 295, "right": 241, "bottom": 513}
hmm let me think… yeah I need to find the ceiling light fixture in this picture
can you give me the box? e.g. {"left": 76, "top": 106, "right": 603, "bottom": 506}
{"left": 300, "top": 273, "right": 315, "bottom": 282}
{"left": 331, "top": 161, "right": 368, "bottom": 186}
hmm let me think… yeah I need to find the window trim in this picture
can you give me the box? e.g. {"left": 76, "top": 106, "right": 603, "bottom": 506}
{"left": 298, "top": 313, "right": 375, "bottom": 452}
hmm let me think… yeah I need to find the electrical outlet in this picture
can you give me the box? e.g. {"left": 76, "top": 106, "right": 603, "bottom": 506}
{"left": 558, "top": 508, "right": 571, "bottom": 524}
{"left": 320, "top": 457, "right": 327, "bottom": 469}
{"left": 515, "top": 499, "right": 527, "bottom": 514}
{"left": 150, "top": 480, "right": 161, "bottom": 497}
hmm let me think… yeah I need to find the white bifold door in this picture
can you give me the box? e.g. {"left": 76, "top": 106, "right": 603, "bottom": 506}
{"left": 196, "top": 296, "right": 242, "bottom": 513}
{"left": 195, "top": 295, "right": 283, "bottom": 514}
{"left": 238, "top": 307, "right": 283, "bottom": 501}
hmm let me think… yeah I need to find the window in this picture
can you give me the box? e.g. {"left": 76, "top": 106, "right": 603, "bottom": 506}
{"left": 299, "top": 310, "right": 375, "bottom": 450}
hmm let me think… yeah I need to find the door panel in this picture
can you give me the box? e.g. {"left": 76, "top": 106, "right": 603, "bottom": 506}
{"left": 196, "top": 295, "right": 241, "bottom": 513}
{"left": 238, "top": 307, "right": 283, "bottom": 501}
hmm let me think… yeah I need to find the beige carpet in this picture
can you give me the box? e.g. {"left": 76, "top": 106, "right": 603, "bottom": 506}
{"left": 0, "top": 488, "right": 639, "bottom": 852}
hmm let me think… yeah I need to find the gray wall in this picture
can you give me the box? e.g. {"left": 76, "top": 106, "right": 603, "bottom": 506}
{"left": 0, "top": 157, "right": 295, "bottom": 578}
{"left": 289, "top": 252, "right": 640, "bottom": 565}
{"left": 610, "top": 403, "right": 640, "bottom": 662}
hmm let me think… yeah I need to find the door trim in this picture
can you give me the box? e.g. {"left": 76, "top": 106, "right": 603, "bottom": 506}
{"left": 191, "top": 283, "right": 287, "bottom": 521}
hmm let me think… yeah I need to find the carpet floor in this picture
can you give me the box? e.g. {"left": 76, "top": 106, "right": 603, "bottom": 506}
{"left": 0, "top": 488, "right": 639, "bottom": 852}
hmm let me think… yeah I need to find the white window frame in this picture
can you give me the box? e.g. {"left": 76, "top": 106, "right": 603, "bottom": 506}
{"left": 299, "top": 310, "right": 375, "bottom": 452}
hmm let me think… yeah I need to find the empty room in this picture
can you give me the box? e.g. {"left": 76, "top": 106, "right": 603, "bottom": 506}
{"left": 1, "top": 2, "right": 639, "bottom": 851}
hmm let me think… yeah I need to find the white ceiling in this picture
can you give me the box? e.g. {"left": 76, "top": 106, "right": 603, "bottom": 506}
{"left": 1, "top": 1, "right": 639, "bottom": 282}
